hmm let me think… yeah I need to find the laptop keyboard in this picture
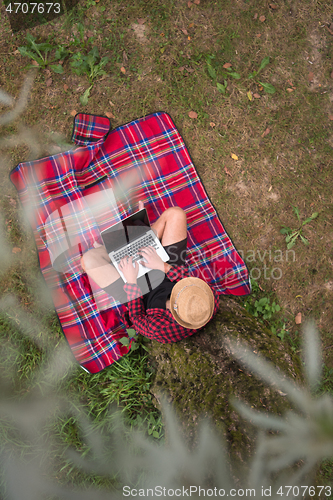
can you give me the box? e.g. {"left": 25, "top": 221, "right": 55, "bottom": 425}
{"left": 113, "top": 233, "right": 158, "bottom": 264}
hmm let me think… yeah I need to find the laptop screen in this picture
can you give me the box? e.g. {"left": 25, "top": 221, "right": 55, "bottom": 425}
{"left": 101, "top": 209, "right": 150, "bottom": 253}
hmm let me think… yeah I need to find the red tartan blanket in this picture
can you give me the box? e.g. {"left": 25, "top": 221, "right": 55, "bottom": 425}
{"left": 9, "top": 112, "right": 251, "bottom": 373}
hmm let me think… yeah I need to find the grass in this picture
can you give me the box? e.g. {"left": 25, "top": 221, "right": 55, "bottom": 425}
{"left": 0, "top": 0, "right": 332, "bottom": 487}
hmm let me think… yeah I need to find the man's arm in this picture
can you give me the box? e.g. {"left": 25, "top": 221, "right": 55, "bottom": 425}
{"left": 166, "top": 264, "right": 189, "bottom": 282}
{"left": 164, "top": 262, "right": 172, "bottom": 274}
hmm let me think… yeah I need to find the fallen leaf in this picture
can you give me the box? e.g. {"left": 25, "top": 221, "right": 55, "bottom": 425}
{"left": 253, "top": 93, "right": 261, "bottom": 98}
{"left": 120, "top": 66, "right": 126, "bottom": 74}
{"left": 46, "top": 78, "right": 52, "bottom": 87}
{"left": 287, "top": 79, "right": 294, "bottom": 86}
{"left": 32, "top": 60, "right": 39, "bottom": 66}
{"left": 259, "top": 15, "right": 266, "bottom": 22}
{"left": 308, "top": 71, "right": 314, "bottom": 82}
{"left": 63, "top": 84, "right": 68, "bottom": 91}
{"left": 182, "top": 29, "right": 188, "bottom": 35}
{"left": 188, "top": 36, "right": 191, "bottom": 40}
{"left": 186, "top": 67, "right": 194, "bottom": 73}
{"left": 137, "top": 18, "right": 145, "bottom": 24}
{"left": 13, "top": 49, "right": 20, "bottom": 55}
{"left": 45, "top": 69, "right": 51, "bottom": 76}
{"left": 223, "top": 63, "right": 232, "bottom": 68}
{"left": 269, "top": 3, "right": 278, "bottom": 8}
{"left": 258, "top": 85, "right": 264, "bottom": 91}
{"left": 268, "top": 185, "right": 272, "bottom": 191}
{"left": 12, "top": 247, "right": 21, "bottom": 253}
{"left": 210, "top": 122, "right": 216, "bottom": 127}
{"left": 256, "top": 33, "right": 261, "bottom": 38}
{"left": 188, "top": 1, "right": 192, "bottom": 6}
{"left": 70, "top": 110, "right": 77, "bottom": 116}
{"left": 105, "top": 111, "right": 115, "bottom": 119}
{"left": 188, "top": 111, "right": 197, "bottom": 119}
{"left": 287, "top": 88, "right": 294, "bottom": 92}
{"left": 188, "top": 23, "right": 194, "bottom": 28}
{"left": 295, "top": 312, "right": 302, "bottom": 324}
{"left": 247, "top": 90, "right": 253, "bottom": 101}
{"left": 254, "top": 13, "right": 258, "bottom": 19}
{"left": 194, "top": 0, "right": 200, "bottom": 4}
{"left": 261, "top": 127, "right": 270, "bottom": 137}
{"left": 224, "top": 166, "right": 232, "bottom": 176}
{"left": 231, "top": 153, "right": 238, "bottom": 160}
{"left": 179, "top": 66, "right": 185, "bottom": 72}
{"left": 109, "top": 100, "right": 115, "bottom": 106}
{"left": 329, "top": 115, "right": 333, "bottom": 121}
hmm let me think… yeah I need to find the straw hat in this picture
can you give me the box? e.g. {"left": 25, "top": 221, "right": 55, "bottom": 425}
{"left": 170, "top": 277, "right": 214, "bottom": 329}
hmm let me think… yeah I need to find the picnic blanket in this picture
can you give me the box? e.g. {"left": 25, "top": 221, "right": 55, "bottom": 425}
{"left": 9, "top": 111, "right": 251, "bottom": 374}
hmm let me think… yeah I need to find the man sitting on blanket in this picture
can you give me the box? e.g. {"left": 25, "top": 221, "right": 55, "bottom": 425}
{"left": 81, "top": 202, "right": 220, "bottom": 343}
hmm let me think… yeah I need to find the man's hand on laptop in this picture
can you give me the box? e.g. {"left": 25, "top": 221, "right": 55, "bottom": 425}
{"left": 139, "top": 247, "right": 164, "bottom": 272}
{"left": 119, "top": 256, "right": 139, "bottom": 284}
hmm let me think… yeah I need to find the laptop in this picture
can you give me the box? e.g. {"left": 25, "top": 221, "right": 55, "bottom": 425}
{"left": 100, "top": 208, "right": 170, "bottom": 283}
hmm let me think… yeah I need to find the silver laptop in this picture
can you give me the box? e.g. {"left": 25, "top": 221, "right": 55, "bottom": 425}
{"left": 100, "top": 208, "right": 170, "bottom": 283}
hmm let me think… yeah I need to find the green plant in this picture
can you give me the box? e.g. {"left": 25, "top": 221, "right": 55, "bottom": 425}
{"left": 147, "top": 412, "right": 164, "bottom": 439}
{"left": 205, "top": 54, "right": 276, "bottom": 95}
{"left": 70, "top": 22, "right": 95, "bottom": 49}
{"left": 18, "top": 33, "right": 68, "bottom": 74}
{"left": 205, "top": 54, "right": 240, "bottom": 95}
{"left": 119, "top": 330, "right": 150, "bottom": 353}
{"left": 247, "top": 56, "right": 276, "bottom": 94}
{"left": 69, "top": 47, "right": 109, "bottom": 105}
{"left": 252, "top": 296, "right": 281, "bottom": 321}
{"left": 242, "top": 278, "right": 288, "bottom": 340}
{"left": 270, "top": 320, "right": 288, "bottom": 341}
{"left": 280, "top": 205, "right": 319, "bottom": 249}
{"left": 242, "top": 278, "right": 275, "bottom": 318}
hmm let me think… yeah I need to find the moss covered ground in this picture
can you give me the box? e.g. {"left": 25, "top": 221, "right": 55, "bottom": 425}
{"left": 149, "top": 297, "right": 302, "bottom": 469}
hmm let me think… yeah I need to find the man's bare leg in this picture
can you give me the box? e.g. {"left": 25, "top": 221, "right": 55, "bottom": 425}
{"left": 151, "top": 206, "right": 187, "bottom": 246}
{"left": 81, "top": 246, "right": 121, "bottom": 289}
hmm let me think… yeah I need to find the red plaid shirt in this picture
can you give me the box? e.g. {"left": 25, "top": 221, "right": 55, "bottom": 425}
{"left": 122, "top": 265, "right": 220, "bottom": 343}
